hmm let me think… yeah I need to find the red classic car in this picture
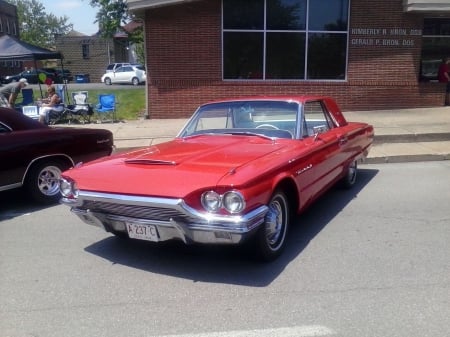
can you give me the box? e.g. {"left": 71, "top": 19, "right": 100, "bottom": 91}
{"left": 60, "top": 96, "right": 374, "bottom": 260}
{"left": 0, "top": 107, "right": 114, "bottom": 203}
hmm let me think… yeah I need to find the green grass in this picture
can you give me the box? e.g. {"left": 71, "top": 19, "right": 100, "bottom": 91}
{"left": 27, "top": 88, "right": 146, "bottom": 121}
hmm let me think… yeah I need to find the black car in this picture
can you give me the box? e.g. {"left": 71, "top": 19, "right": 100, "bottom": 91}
{"left": 0, "top": 107, "right": 114, "bottom": 203}
{"left": 42, "top": 68, "right": 73, "bottom": 83}
{"left": 2, "top": 69, "right": 60, "bottom": 84}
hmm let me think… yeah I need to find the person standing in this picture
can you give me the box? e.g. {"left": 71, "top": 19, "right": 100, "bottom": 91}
{"left": 438, "top": 57, "right": 450, "bottom": 106}
{"left": 0, "top": 78, "right": 28, "bottom": 108}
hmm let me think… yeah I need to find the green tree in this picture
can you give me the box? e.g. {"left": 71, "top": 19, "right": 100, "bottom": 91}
{"left": 89, "top": 0, "right": 144, "bottom": 63}
{"left": 88, "top": 0, "right": 129, "bottom": 38}
{"left": 6, "top": 0, "right": 73, "bottom": 49}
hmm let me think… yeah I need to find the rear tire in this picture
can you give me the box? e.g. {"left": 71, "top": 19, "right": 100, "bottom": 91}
{"left": 132, "top": 77, "right": 139, "bottom": 86}
{"left": 254, "top": 190, "right": 290, "bottom": 261}
{"left": 341, "top": 160, "right": 357, "bottom": 189}
{"left": 25, "top": 159, "right": 70, "bottom": 204}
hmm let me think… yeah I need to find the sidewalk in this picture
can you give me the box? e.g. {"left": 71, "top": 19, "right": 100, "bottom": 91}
{"left": 61, "top": 106, "right": 450, "bottom": 164}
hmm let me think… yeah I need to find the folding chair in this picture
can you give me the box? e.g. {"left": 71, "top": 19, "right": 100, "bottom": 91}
{"left": 66, "top": 91, "right": 93, "bottom": 123}
{"left": 47, "top": 84, "right": 69, "bottom": 125}
{"left": 15, "top": 88, "right": 34, "bottom": 109}
{"left": 95, "top": 94, "right": 116, "bottom": 122}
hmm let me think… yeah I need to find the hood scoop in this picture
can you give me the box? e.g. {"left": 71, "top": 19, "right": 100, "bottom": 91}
{"left": 125, "top": 159, "right": 177, "bottom": 165}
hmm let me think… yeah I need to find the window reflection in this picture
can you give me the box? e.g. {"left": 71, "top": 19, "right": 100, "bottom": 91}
{"left": 267, "top": 0, "right": 307, "bottom": 30}
{"left": 223, "top": 32, "right": 263, "bottom": 79}
{"left": 421, "top": 18, "right": 450, "bottom": 82}
{"left": 266, "top": 32, "right": 305, "bottom": 79}
{"left": 223, "top": 0, "right": 264, "bottom": 30}
{"left": 307, "top": 33, "right": 347, "bottom": 79}
{"left": 308, "top": 0, "right": 348, "bottom": 31}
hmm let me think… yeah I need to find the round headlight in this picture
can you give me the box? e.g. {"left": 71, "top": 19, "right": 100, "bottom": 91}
{"left": 59, "top": 178, "right": 79, "bottom": 198}
{"left": 201, "top": 191, "right": 221, "bottom": 212}
{"left": 223, "top": 191, "right": 245, "bottom": 214}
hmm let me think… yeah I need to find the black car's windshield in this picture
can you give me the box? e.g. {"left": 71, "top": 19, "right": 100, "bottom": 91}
{"left": 179, "top": 100, "right": 299, "bottom": 139}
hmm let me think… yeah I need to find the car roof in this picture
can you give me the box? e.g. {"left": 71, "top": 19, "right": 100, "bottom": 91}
{"left": 200, "top": 95, "right": 334, "bottom": 106}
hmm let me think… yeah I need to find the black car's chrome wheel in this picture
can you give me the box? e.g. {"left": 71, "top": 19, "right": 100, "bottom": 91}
{"left": 255, "top": 190, "right": 290, "bottom": 261}
{"left": 26, "top": 159, "right": 69, "bottom": 204}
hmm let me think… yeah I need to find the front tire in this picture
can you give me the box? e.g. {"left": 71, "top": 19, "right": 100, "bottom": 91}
{"left": 254, "top": 190, "right": 290, "bottom": 261}
{"left": 104, "top": 77, "right": 112, "bottom": 85}
{"left": 25, "top": 159, "right": 70, "bottom": 204}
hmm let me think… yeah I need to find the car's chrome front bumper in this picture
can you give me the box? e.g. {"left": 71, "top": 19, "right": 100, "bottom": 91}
{"left": 61, "top": 191, "right": 269, "bottom": 245}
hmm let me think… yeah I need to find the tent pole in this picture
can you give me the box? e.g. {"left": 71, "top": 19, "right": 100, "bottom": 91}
{"left": 34, "top": 59, "right": 44, "bottom": 98}
{"left": 59, "top": 58, "right": 70, "bottom": 104}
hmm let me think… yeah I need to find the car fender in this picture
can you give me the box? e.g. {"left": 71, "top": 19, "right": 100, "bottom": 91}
{"left": 21, "top": 153, "right": 75, "bottom": 185}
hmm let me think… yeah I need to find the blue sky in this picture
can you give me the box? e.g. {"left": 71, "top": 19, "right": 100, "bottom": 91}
{"left": 40, "top": 0, "right": 98, "bottom": 36}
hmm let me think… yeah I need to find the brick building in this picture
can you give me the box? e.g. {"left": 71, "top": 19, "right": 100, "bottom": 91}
{"left": 0, "top": 0, "right": 21, "bottom": 76}
{"left": 128, "top": 0, "right": 450, "bottom": 119}
{"left": 55, "top": 31, "right": 130, "bottom": 83}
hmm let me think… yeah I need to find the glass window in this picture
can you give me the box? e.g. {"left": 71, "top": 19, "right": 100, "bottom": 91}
{"left": 223, "top": 0, "right": 349, "bottom": 81}
{"left": 308, "top": 0, "right": 348, "bottom": 31}
{"left": 223, "top": 0, "right": 264, "bottom": 30}
{"left": 307, "top": 33, "right": 347, "bottom": 79}
{"left": 82, "top": 44, "right": 90, "bottom": 59}
{"left": 223, "top": 32, "right": 263, "bottom": 79}
{"left": 421, "top": 18, "right": 450, "bottom": 82}
{"left": 266, "top": 32, "right": 305, "bottom": 79}
{"left": 267, "top": 0, "right": 307, "bottom": 30}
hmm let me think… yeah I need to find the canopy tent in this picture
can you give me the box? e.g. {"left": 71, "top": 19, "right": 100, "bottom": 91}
{"left": 0, "top": 35, "right": 67, "bottom": 99}
{"left": 0, "top": 34, "right": 61, "bottom": 60}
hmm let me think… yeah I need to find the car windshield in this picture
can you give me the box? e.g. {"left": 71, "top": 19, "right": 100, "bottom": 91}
{"left": 179, "top": 100, "right": 299, "bottom": 139}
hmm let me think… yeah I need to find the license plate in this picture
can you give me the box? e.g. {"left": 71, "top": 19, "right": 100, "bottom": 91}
{"left": 126, "top": 222, "right": 159, "bottom": 242}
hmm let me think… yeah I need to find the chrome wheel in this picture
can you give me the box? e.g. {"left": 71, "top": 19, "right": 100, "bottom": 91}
{"left": 26, "top": 160, "right": 69, "bottom": 204}
{"left": 37, "top": 165, "right": 62, "bottom": 196}
{"left": 256, "top": 190, "right": 290, "bottom": 261}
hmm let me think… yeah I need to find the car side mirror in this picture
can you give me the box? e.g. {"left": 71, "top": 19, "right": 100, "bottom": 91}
{"left": 313, "top": 125, "right": 327, "bottom": 141}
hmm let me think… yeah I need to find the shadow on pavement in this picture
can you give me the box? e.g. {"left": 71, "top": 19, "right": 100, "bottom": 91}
{"left": 84, "top": 168, "right": 379, "bottom": 286}
{"left": 0, "top": 189, "right": 55, "bottom": 221}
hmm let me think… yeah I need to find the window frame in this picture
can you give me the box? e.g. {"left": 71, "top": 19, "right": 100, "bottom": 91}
{"left": 221, "top": 0, "right": 350, "bottom": 82}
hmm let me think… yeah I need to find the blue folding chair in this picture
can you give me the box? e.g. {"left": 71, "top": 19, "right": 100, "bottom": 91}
{"left": 16, "top": 88, "right": 34, "bottom": 109}
{"left": 95, "top": 94, "right": 116, "bottom": 122}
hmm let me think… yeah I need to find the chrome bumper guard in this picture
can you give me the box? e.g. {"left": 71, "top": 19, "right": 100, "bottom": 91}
{"left": 62, "top": 191, "right": 269, "bottom": 244}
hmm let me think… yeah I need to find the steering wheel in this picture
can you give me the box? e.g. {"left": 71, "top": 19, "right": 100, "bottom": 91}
{"left": 256, "top": 124, "right": 279, "bottom": 130}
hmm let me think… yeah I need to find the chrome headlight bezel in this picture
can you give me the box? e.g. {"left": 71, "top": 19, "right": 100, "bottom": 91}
{"left": 222, "top": 191, "right": 245, "bottom": 214}
{"left": 201, "top": 190, "right": 245, "bottom": 214}
{"left": 201, "top": 191, "right": 221, "bottom": 212}
{"left": 59, "top": 178, "right": 79, "bottom": 199}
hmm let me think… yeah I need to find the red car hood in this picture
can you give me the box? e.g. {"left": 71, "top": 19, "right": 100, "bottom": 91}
{"left": 64, "top": 135, "right": 289, "bottom": 198}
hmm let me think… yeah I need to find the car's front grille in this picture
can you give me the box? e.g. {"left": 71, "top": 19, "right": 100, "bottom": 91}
{"left": 78, "top": 199, "right": 197, "bottom": 223}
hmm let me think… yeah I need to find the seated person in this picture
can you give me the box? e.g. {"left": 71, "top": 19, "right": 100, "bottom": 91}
{"left": 38, "top": 85, "right": 63, "bottom": 124}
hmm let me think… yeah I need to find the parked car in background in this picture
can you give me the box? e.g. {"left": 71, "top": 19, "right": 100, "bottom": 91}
{"left": 42, "top": 68, "right": 73, "bottom": 83}
{"left": 105, "top": 63, "right": 131, "bottom": 73}
{"left": 60, "top": 96, "right": 374, "bottom": 261}
{"left": 0, "top": 107, "right": 114, "bottom": 204}
{"left": 101, "top": 65, "right": 146, "bottom": 85}
{"left": 1, "top": 69, "right": 59, "bottom": 84}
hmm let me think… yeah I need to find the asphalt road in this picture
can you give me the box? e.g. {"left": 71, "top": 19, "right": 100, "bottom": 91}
{"left": 1, "top": 161, "right": 449, "bottom": 337}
